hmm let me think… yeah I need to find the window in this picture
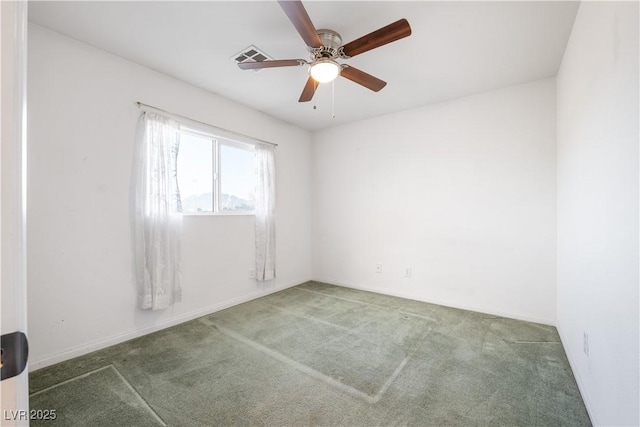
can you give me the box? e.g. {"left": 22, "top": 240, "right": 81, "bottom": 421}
{"left": 176, "top": 129, "right": 256, "bottom": 214}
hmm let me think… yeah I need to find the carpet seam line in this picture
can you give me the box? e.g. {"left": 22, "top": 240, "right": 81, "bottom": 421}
{"left": 295, "top": 286, "right": 439, "bottom": 323}
{"left": 29, "top": 364, "right": 114, "bottom": 397}
{"left": 110, "top": 365, "right": 168, "bottom": 426}
{"left": 210, "top": 321, "right": 397, "bottom": 404}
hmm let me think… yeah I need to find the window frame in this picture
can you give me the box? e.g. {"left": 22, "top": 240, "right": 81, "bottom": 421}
{"left": 178, "top": 127, "right": 256, "bottom": 216}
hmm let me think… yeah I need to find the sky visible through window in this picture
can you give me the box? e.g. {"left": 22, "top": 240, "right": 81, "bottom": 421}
{"left": 177, "top": 132, "right": 213, "bottom": 212}
{"left": 220, "top": 144, "right": 255, "bottom": 210}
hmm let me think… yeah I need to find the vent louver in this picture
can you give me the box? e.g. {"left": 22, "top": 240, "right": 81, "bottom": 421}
{"left": 231, "top": 45, "right": 273, "bottom": 72}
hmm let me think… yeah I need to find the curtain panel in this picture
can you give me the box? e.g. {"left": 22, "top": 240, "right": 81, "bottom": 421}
{"left": 134, "top": 112, "right": 183, "bottom": 310}
{"left": 255, "top": 144, "right": 276, "bottom": 281}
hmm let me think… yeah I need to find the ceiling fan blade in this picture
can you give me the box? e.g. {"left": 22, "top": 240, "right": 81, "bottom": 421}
{"left": 299, "top": 77, "right": 319, "bottom": 102}
{"left": 341, "top": 18, "right": 412, "bottom": 58}
{"left": 340, "top": 66, "right": 387, "bottom": 92}
{"left": 278, "top": 0, "right": 323, "bottom": 48}
{"left": 238, "top": 59, "right": 305, "bottom": 70}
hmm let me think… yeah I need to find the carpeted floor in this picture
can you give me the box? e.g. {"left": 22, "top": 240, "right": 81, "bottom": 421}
{"left": 29, "top": 281, "right": 591, "bottom": 426}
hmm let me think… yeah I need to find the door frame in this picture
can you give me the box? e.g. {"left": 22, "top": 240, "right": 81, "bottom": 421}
{"left": 1, "top": 0, "right": 29, "bottom": 425}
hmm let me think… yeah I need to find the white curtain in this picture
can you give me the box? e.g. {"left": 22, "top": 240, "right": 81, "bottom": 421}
{"left": 255, "top": 144, "right": 276, "bottom": 281}
{"left": 134, "top": 112, "right": 183, "bottom": 310}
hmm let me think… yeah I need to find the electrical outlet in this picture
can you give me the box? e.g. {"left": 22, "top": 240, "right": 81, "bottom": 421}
{"left": 583, "top": 332, "right": 589, "bottom": 357}
{"left": 248, "top": 269, "right": 256, "bottom": 279}
{"left": 404, "top": 267, "right": 412, "bottom": 278}
{"left": 375, "top": 264, "right": 382, "bottom": 273}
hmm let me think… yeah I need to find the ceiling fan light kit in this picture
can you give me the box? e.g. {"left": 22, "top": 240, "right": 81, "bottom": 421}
{"left": 237, "top": 0, "right": 412, "bottom": 102}
{"left": 309, "top": 59, "right": 341, "bottom": 83}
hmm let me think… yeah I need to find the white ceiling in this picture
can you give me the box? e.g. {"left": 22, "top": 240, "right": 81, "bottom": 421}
{"left": 28, "top": 1, "right": 579, "bottom": 131}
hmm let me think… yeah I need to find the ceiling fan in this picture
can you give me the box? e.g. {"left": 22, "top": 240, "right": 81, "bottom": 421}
{"left": 238, "top": 0, "right": 412, "bottom": 102}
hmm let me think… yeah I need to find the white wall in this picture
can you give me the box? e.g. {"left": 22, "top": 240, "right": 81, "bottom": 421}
{"left": 312, "top": 78, "right": 557, "bottom": 324}
{"left": 27, "top": 24, "right": 313, "bottom": 368}
{"left": 556, "top": 2, "right": 639, "bottom": 426}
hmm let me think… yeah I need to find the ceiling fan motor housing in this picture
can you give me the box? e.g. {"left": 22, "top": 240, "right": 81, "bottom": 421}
{"left": 314, "top": 29, "right": 342, "bottom": 59}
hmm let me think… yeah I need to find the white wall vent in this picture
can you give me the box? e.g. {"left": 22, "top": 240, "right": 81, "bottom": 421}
{"left": 231, "top": 45, "right": 272, "bottom": 72}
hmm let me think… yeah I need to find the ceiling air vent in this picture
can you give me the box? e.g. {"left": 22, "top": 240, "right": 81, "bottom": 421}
{"left": 231, "top": 45, "right": 272, "bottom": 72}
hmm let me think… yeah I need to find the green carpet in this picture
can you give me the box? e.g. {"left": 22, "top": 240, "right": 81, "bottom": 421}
{"left": 29, "top": 281, "right": 591, "bottom": 426}
{"left": 29, "top": 365, "right": 164, "bottom": 426}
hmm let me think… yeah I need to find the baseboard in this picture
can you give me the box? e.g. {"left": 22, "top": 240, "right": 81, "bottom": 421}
{"left": 29, "top": 278, "right": 310, "bottom": 371}
{"left": 313, "top": 277, "right": 556, "bottom": 326}
{"left": 31, "top": 277, "right": 554, "bottom": 369}
{"left": 555, "top": 323, "right": 597, "bottom": 426}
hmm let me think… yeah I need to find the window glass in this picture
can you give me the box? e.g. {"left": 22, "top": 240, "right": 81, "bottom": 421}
{"left": 220, "top": 143, "right": 256, "bottom": 212}
{"left": 176, "top": 132, "right": 213, "bottom": 213}
{"left": 176, "top": 130, "right": 256, "bottom": 215}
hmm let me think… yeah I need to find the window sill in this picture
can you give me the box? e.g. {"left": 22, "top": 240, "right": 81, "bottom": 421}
{"left": 181, "top": 212, "right": 255, "bottom": 217}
